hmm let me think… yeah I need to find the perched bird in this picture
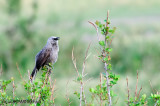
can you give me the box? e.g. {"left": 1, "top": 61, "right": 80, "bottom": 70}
{"left": 30, "top": 36, "right": 60, "bottom": 82}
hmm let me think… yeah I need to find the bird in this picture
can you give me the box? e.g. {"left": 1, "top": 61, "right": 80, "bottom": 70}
{"left": 30, "top": 36, "right": 60, "bottom": 82}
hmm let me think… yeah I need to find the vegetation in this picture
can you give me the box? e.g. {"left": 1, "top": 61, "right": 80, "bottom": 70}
{"left": 0, "top": 0, "right": 160, "bottom": 105}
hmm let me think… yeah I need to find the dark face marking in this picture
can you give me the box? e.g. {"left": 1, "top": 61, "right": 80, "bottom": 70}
{"left": 52, "top": 37, "right": 60, "bottom": 41}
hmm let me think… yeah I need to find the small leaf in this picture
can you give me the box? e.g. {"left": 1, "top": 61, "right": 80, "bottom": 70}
{"left": 104, "top": 57, "right": 108, "bottom": 62}
{"left": 106, "top": 36, "right": 109, "bottom": 40}
{"left": 105, "top": 48, "right": 112, "bottom": 52}
{"left": 89, "top": 88, "right": 95, "bottom": 93}
{"left": 77, "top": 74, "right": 82, "bottom": 81}
{"left": 142, "top": 94, "right": 146, "bottom": 100}
{"left": 95, "top": 20, "right": 99, "bottom": 25}
{"left": 99, "top": 41, "right": 105, "bottom": 46}
{"left": 109, "top": 27, "right": 116, "bottom": 34}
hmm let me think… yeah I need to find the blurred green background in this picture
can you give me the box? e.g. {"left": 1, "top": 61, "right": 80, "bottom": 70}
{"left": 0, "top": 0, "right": 160, "bottom": 105}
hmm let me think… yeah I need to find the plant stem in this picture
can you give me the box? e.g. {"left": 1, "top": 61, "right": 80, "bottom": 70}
{"left": 104, "top": 63, "right": 112, "bottom": 106}
{"left": 80, "top": 81, "right": 82, "bottom": 106}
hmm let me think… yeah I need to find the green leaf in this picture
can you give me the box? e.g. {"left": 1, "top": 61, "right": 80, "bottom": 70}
{"left": 95, "top": 20, "right": 99, "bottom": 25}
{"left": 96, "top": 85, "right": 100, "bottom": 90}
{"left": 106, "top": 36, "right": 109, "bottom": 40}
{"left": 109, "top": 27, "right": 116, "bottom": 34}
{"left": 89, "top": 88, "right": 95, "bottom": 93}
{"left": 104, "top": 57, "right": 108, "bottom": 62}
{"left": 99, "top": 41, "right": 105, "bottom": 46}
{"left": 108, "top": 18, "right": 111, "bottom": 24}
{"left": 108, "top": 64, "right": 112, "bottom": 70}
{"left": 77, "top": 74, "right": 82, "bottom": 81}
{"left": 142, "top": 94, "right": 146, "bottom": 100}
{"left": 105, "top": 48, "right": 112, "bottom": 52}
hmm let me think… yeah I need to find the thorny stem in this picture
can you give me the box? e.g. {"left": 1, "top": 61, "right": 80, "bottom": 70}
{"left": 126, "top": 77, "right": 130, "bottom": 106}
{"left": 80, "top": 81, "right": 83, "bottom": 106}
{"left": 50, "top": 79, "right": 56, "bottom": 103}
{"left": 65, "top": 80, "right": 71, "bottom": 106}
{"left": 0, "top": 64, "right": 2, "bottom": 76}
{"left": 104, "top": 63, "right": 111, "bottom": 106}
{"left": 12, "top": 79, "right": 15, "bottom": 99}
{"left": 89, "top": 10, "right": 112, "bottom": 106}
{"left": 100, "top": 73, "right": 102, "bottom": 106}
{"left": 135, "top": 71, "right": 138, "bottom": 101}
{"left": 137, "top": 86, "right": 142, "bottom": 100}
{"left": 16, "top": 63, "right": 25, "bottom": 83}
{"left": 104, "top": 10, "right": 112, "bottom": 106}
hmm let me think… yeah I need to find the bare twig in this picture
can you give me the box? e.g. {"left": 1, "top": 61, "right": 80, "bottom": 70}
{"left": 72, "top": 47, "right": 80, "bottom": 77}
{"left": 88, "top": 21, "right": 100, "bottom": 42}
{"left": 100, "top": 73, "right": 103, "bottom": 106}
{"left": 135, "top": 71, "right": 138, "bottom": 101}
{"left": 84, "top": 78, "right": 92, "bottom": 85}
{"left": 80, "top": 81, "right": 83, "bottom": 106}
{"left": 28, "top": 70, "right": 34, "bottom": 99}
{"left": 0, "top": 64, "right": 2, "bottom": 76}
{"left": 81, "top": 43, "right": 91, "bottom": 105}
{"left": 72, "top": 43, "right": 91, "bottom": 106}
{"left": 149, "top": 80, "right": 156, "bottom": 94}
{"left": 137, "top": 85, "right": 142, "bottom": 100}
{"left": 12, "top": 78, "right": 15, "bottom": 106}
{"left": 50, "top": 79, "right": 56, "bottom": 103}
{"left": 16, "top": 63, "right": 25, "bottom": 83}
{"left": 49, "top": 76, "right": 52, "bottom": 88}
{"left": 65, "top": 80, "right": 72, "bottom": 106}
{"left": 126, "top": 77, "right": 130, "bottom": 106}
{"left": 82, "top": 42, "right": 91, "bottom": 77}
{"left": 12, "top": 79, "right": 15, "bottom": 99}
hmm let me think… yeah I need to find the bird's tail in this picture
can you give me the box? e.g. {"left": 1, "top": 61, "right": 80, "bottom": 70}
{"left": 30, "top": 67, "right": 38, "bottom": 83}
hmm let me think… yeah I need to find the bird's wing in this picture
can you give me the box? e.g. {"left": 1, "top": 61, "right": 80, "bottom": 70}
{"left": 35, "top": 48, "right": 52, "bottom": 70}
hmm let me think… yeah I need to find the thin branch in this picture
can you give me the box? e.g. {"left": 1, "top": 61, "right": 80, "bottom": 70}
{"left": 12, "top": 78, "right": 15, "bottom": 106}
{"left": 88, "top": 21, "right": 100, "bottom": 42}
{"left": 100, "top": 73, "right": 103, "bottom": 106}
{"left": 50, "top": 79, "right": 56, "bottom": 103}
{"left": 135, "top": 71, "right": 138, "bottom": 101}
{"left": 82, "top": 42, "right": 91, "bottom": 77}
{"left": 65, "top": 80, "right": 71, "bottom": 106}
{"left": 149, "top": 80, "right": 156, "bottom": 94}
{"left": 104, "top": 63, "right": 111, "bottom": 106}
{"left": 80, "top": 81, "right": 82, "bottom": 106}
{"left": 126, "top": 77, "right": 130, "bottom": 106}
{"left": 0, "top": 64, "right": 2, "bottom": 76}
{"left": 28, "top": 70, "right": 34, "bottom": 99}
{"left": 49, "top": 76, "right": 52, "bottom": 88}
{"left": 137, "top": 85, "right": 142, "bottom": 100}
{"left": 72, "top": 47, "right": 79, "bottom": 77}
{"left": 81, "top": 43, "right": 91, "bottom": 105}
{"left": 16, "top": 63, "right": 25, "bottom": 83}
{"left": 105, "top": 10, "right": 112, "bottom": 106}
{"left": 12, "top": 79, "right": 15, "bottom": 99}
{"left": 84, "top": 78, "right": 92, "bottom": 85}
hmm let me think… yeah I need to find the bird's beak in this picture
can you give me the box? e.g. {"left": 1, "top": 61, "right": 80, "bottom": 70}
{"left": 54, "top": 37, "right": 60, "bottom": 40}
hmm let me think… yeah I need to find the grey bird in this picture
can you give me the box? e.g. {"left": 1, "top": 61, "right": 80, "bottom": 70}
{"left": 30, "top": 36, "right": 60, "bottom": 81}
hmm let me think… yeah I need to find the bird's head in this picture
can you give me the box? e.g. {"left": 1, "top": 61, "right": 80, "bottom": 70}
{"left": 47, "top": 36, "right": 60, "bottom": 46}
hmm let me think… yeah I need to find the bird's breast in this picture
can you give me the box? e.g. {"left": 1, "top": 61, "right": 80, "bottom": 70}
{"left": 50, "top": 50, "right": 58, "bottom": 64}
